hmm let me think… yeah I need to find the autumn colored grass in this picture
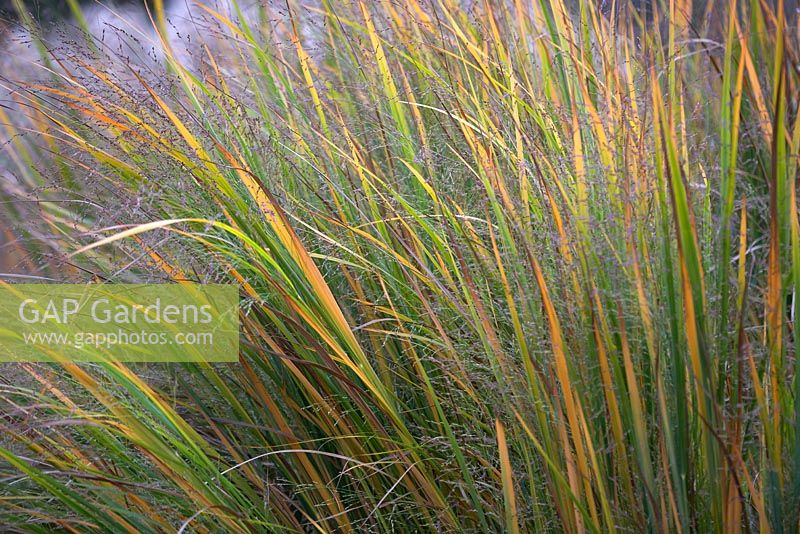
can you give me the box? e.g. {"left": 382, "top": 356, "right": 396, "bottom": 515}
{"left": 0, "top": 0, "right": 798, "bottom": 531}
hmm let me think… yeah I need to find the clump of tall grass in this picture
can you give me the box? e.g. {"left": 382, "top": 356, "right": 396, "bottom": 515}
{"left": 0, "top": 0, "right": 798, "bottom": 531}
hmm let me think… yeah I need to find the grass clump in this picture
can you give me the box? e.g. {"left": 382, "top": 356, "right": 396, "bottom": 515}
{"left": 0, "top": 0, "right": 798, "bottom": 531}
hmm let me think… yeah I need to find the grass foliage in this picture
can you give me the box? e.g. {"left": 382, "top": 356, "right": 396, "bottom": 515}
{"left": 1, "top": 0, "right": 799, "bottom": 531}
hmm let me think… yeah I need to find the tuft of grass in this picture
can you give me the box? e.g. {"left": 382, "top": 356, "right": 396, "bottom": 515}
{"left": 0, "top": 0, "right": 798, "bottom": 531}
